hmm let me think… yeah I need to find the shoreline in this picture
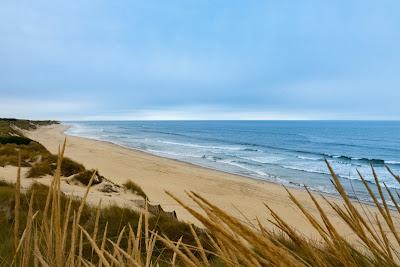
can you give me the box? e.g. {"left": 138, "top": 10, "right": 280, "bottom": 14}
{"left": 64, "top": 123, "right": 350, "bottom": 202}
{"left": 22, "top": 123, "right": 381, "bottom": 240}
{"left": 64, "top": 124, "right": 313, "bottom": 193}
{"left": 65, "top": 124, "right": 385, "bottom": 210}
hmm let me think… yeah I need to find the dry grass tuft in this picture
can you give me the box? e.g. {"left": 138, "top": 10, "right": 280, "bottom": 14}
{"left": 123, "top": 180, "right": 148, "bottom": 200}
{"left": 0, "top": 118, "right": 58, "bottom": 137}
{"left": 27, "top": 155, "right": 85, "bottom": 178}
{"left": 0, "top": 141, "right": 48, "bottom": 168}
{"left": 0, "top": 119, "right": 83, "bottom": 177}
{"left": 72, "top": 170, "right": 103, "bottom": 186}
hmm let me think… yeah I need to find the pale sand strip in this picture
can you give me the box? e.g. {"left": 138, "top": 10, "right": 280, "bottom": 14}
{"left": 22, "top": 124, "right": 380, "bottom": 241}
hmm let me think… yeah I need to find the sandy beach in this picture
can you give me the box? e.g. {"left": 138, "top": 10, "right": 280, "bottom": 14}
{"left": 16, "top": 123, "right": 379, "bottom": 241}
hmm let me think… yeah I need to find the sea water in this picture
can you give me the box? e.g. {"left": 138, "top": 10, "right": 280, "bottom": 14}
{"left": 65, "top": 121, "right": 400, "bottom": 203}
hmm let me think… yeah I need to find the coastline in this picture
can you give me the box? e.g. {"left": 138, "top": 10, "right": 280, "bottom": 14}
{"left": 66, "top": 123, "right": 385, "bottom": 209}
{"left": 23, "top": 123, "right": 378, "bottom": 240}
{"left": 64, "top": 124, "right": 318, "bottom": 195}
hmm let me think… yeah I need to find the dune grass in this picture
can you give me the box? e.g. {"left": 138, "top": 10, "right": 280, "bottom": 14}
{"left": 123, "top": 180, "right": 148, "bottom": 199}
{"left": 0, "top": 179, "right": 13, "bottom": 187}
{"left": 0, "top": 136, "right": 32, "bottom": 145}
{"left": 0, "top": 118, "right": 84, "bottom": 179}
{"left": 72, "top": 170, "right": 104, "bottom": 186}
{"left": 0, "top": 133, "right": 84, "bottom": 179}
{"left": 0, "top": 179, "right": 209, "bottom": 265}
{"left": 0, "top": 144, "right": 210, "bottom": 266}
{"left": 27, "top": 155, "right": 85, "bottom": 178}
{"left": 0, "top": 118, "right": 63, "bottom": 170}
{"left": 2, "top": 138, "right": 400, "bottom": 266}
{"left": 0, "top": 141, "right": 49, "bottom": 167}
{"left": 0, "top": 119, "right": 86, "bottom": 178}
{"left": 0, "top": 118, "right": 58, "bottom": 137}
{"left": 0, "top": 140, "right": 85, "bottom": 179}
{"left": 162, "top": 162, "right": 400, "bottom": 267}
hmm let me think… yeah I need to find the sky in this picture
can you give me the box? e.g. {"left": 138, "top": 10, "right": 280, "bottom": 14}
{"left": 0, "top": 0, "right": 399, "bottom": 120}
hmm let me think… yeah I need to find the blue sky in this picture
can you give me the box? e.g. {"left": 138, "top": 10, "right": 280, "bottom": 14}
{"left": 0, "top": 1, "right": 399, "bottom": 120}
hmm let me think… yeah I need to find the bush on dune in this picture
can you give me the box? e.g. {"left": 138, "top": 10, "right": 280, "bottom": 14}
{"left": 26, "top": 161, "right": 54, "bottom": 178}
{"left": 59, "top": 156, "right": 85, "bottom": 177}
{"left": 27, "top": 155, "right": 85, "bottom": 178}
{"left": 0, "top": 155, "right": 20, "bottom": 168}
{"left": 0, "top": 136, "right": 32, "bottom": 145}
{"left": 123, "top": 180, "right": 147, "bottom": 199}
{"left": 0, "top": 119, "right": 84, "bottom": 179}
{"left": 72, "top": 169, "right": 103, "bottom": 186}
{"left": 0, "top": 141, "right": 48, "bottom": 168}
{"left": 0, "top": 118, "right": 58, "bottom": 136}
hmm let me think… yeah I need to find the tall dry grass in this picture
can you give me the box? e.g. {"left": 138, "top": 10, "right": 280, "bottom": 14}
{"left": 10, "top": 139, "right": 400, "bottom": 266}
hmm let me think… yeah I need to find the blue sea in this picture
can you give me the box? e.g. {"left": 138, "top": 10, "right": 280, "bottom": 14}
{"left": 65, "top": 121, "right": 400, "bottom": 203}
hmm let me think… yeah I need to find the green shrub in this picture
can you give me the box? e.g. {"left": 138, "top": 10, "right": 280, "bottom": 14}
{"left": 0, "top": 136, "right": 32, "bottom": 145}
{"left": 123, "top": 180, "right": 147, "bottom": 199}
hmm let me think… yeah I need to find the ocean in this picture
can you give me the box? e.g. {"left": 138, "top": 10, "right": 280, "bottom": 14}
{"left": 65, "top": 121, "right": 400, "bottom": 203}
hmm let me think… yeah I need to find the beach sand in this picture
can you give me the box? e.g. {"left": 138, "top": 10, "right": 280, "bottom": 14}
{"left": 19, "top": 124, "right": 380, "bottom": 241}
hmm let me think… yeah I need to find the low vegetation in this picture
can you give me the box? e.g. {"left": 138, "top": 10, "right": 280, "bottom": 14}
{"left": 27, "top": 155, "right": 85, "bottom": 178}
{"left": 0, "top": 136, "right": 32, "bottom": 145}
{"left": 0, "top": 141, "right": 48, "bottom": 168}
{"left": 26, "top": 161, "right": 53, "bottom": 178}
{"left": 27, "top": 154, "right": 86, "bottom": 178}
{"left": 0, "top": 118, "right": 85, "bottom": 178}
{"left": 0, "top": 157, "right": 210, "bottom": 265}
{"left": 0, "top": 179, "right": 12, "bottom": 187}
{"left": 0, "top": 118, "right": 58, "bottom": 137}
{"left": 72, "top": 170, "right": 104, "bottom": 186}
{"left": 124, "top": 180, "right": 148, "bottom": 199}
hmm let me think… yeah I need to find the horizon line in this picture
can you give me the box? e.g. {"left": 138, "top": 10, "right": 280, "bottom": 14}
{"left": 61, "top": 118, "right": 400, "bottom": 122}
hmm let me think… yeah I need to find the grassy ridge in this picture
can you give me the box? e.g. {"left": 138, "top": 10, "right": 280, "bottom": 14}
{"left": 0, "top": 135, "right": 85, "bottom": 178}
{"left": 0, "top": 118, "right": 62, "bottom": 170}
{"left": 0, "top": 118, "right": 58, "bottom": 137}
{"left": 0, "top": 119, "right": 96, "bottom": 179}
